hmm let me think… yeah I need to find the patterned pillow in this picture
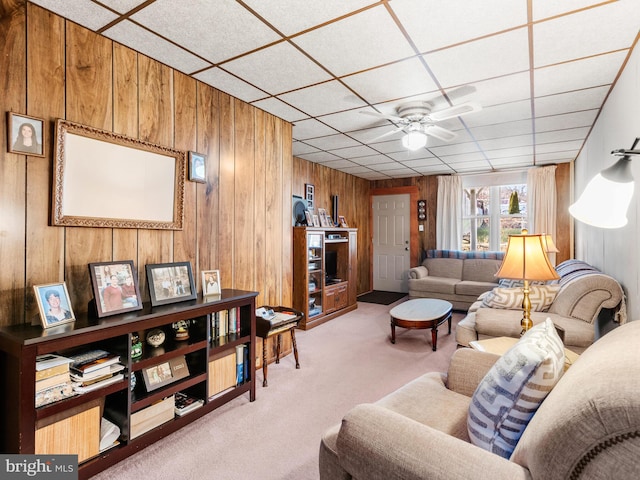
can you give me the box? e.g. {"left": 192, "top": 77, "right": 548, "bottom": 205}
{"left": 498, "top": 278, "right": 547, "bottom": 288}
{"left": 481, "top": 284, "right": 560, "bottom": 312}
{"left": 467, "top": 318, "right": 565, "bottom": 458}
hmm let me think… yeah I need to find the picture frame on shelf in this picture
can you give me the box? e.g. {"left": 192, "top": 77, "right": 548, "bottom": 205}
{"left": 312, "top": 214, "right": 320, "bottom": 227}
{"left": 7, "top": 112, "right": 45, "bottom": 157}
{"left": 304, "top": 210, "right": 313, "bottom": 226}
{"left": 305, "top": 183, "right": 315, "bottom": 211}
{"left": 146, "top": 261, "right": 196, "bottom": 307}
{"left": 318, "top": 208, "right": 330, "bottom": 227}
{"left": 338, "top": 215, "right": 349, "bottom": 228}
{"left": 34, "top": 282, "right": 76, "bottom": 329}
{"left": 202, "top": 269, "right": 221, "bottom": 296}
{"left": 88, "top": 260, "right": 143, "bottom": 318}
{"left": 188, "top": 151, "right": 206, "bottom": 183}
{"left": 141, "top": 356, "right": 190, "bottom": 392}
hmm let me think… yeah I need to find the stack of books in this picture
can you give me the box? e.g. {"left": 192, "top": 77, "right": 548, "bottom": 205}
{"left": 35, "top": 354, "right": 76, "bottom": 407}
{"left": 174, "top": 391, "right": 204, "bottom": 416}
{"left": 210, "top": 307, "right": 241, "bottom": 344}
{"left": 68, "top": 349, "right": 125, "bottom": 394}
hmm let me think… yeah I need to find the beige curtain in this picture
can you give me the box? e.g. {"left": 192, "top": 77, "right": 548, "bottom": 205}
{"left": 436, "top": 175, "right": 462, "bottom": 250}
{"left": 527, "top": 166, "right": 557, "bottom": 264}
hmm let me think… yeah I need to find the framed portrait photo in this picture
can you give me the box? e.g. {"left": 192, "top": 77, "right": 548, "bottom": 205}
{"left": 188, "top": 151, "right": 206, "bottom": 183}
{"left": 89, "top": 260, "right": 143, "bottom": 318}
{"left": 338, "top": 215, "right": 349, "bottom": 228}
{"left": 304, "top": 210, "right": 313, "bottom": 227}
{"left": 8, "top": 112, "right": 45, "bottom": 157}
{"left": 305, "top": 183, "right": 315, "bottom": 211}
{"left": 146, "top": 261, "right": 196, "bottom": 307}
{"left": 318, "top": 208, "right": 331, "bottom": 227}
{"left": 141, "top": 356, "right": 190, "bottom": 392}
{"left": 202, "top": 269, "right": 221, "bottom": 296}
{"left": 312, "top": 214, "right": 320, "bottom": 227}
{"left": 34, "top": 282, "right": 76, "bottom": 329}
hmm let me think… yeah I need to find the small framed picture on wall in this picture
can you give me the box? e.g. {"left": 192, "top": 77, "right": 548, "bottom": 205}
{"left": 188, "top": 151, "right": 206, "bottom": 183}
{"left": 305, "top": 183, "right": 315, "bottom": 211}
{"left": 7, "top": 112, "right": 45, "bottom": 157}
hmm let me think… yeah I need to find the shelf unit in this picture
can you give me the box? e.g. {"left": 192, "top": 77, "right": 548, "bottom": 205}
{"left": 0, "top": 289, "right": 257, "bottom": 479}
{"left": 293, "top": 227, "right": 357, "bottom": 329}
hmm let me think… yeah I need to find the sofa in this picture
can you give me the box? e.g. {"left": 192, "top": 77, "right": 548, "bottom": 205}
{"left": 456, "top": 259, "right": 626, "bottom": 353}
{"left": 319, "top": 319, "right": 640, "bottom": 480}
{"left": 408, "top": 250, "right": 505, "bottom": 311}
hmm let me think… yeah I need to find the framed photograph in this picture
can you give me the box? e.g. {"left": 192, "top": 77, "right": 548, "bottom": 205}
{"left": 339, "top": 215, "right": 349, "bottom": 228}
{"left": 305, "top": 183, "right": 315, "bottom": 211}
{"left": 88, "top": 260, "right": 143, "bottom": 318}
{"left": 34, "top": 282, "right": 76, "bottom": 329}
{"left": 318, "top": 208, "right": 330, "bottom": 227}
{"left": 202, "top": 269, "right": 221, "bottom": 296}
{"left": 312, "top": 214, "right": 320, "bottom": 227}
{"left": 304, "top": 210, "right": 313, "bottom": 226}
{"left": 188, "top": 151, "right": 206, "bottom": 183}
{"left": 8, "top": 112, "right": 45, "bottom": 157}
{"left": 141, "top": 356, "right": 190, "bottom": 392}
{"left": 146, "top": 262, "right": 196, "bottom": 307}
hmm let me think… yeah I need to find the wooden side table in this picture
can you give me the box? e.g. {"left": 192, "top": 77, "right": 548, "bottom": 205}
{"left": 256, "top": 306, "right": 304, "bottom": 387}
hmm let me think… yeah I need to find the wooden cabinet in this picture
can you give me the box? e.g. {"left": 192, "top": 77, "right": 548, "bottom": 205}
{"left": 293, "top": 227, "right": 357, "bottom": 329}
{"left": 0, "top": 289, "right": 257, "bottom": 479}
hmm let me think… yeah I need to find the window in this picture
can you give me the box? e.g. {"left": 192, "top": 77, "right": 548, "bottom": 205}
{"left": 461, "top": 173, "right": 527, "bottom": 252}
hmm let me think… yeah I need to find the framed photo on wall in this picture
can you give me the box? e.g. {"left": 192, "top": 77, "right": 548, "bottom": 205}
{"left": 7, "top": 112, "right": 45, "bottom": 157}
{"left": 89, "top": 260, "right": 143, "bottom": 318}
{"left": 146, "top": 262, "right": 196, "bottom": 307}
{"left": 188, "top": 151, "right": 206, "bottom": 183}
{"left": 34, "top": 282, "right": 76, "bottom": 329}
{"left": 305, "top": 183, "right": 315, "bottom": 211}
{"left": 202, "top": 269, "right": 221, "bottom": 296}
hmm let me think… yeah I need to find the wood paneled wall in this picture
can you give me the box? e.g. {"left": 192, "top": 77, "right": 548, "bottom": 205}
{"left": 0, "top": 3, "right": 293, "bottom": 327}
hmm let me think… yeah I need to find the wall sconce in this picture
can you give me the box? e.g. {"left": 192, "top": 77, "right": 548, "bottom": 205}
{"left": 417, "top": 200, "right": 426, "bottom": 221}
{"left": 569, "top": 137, "right": 640, "bottom": 228}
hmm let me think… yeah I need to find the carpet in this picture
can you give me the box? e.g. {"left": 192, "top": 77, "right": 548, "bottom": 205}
{"left": 357, "top": 290, "right": 407, "bottom": 305}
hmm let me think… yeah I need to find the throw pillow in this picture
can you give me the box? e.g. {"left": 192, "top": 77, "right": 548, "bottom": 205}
{"left": 498, "top": 278, "right": 547, "bottom": 288}
{"left": 481, "top": 284, "right": 560, "bottom": 312}
{"left": 467, "top": 318, "right": 565, "bottom": 458}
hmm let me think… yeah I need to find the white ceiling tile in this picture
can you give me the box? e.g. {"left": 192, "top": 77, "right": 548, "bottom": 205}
{"left": 533, "top": 2, "right": 640, "bottom": 67}
{"left": 374, "top": 162, "right": 407, "bottom": 171}
{"left": 535, "top": 156, "right": 573, "bottom": 165}
{"left": 441, "top": 152, "right": 489, "bottom": 164}
{"left": 356, "top": 171, "right": 394, "bottom": 180}
{"left": 251, "top": 98, "right": 308, "bottom": 123}
{"left": 400, "top": 158, "right": 441, "bottom": 168}
{"left": 490, "top": 156, "right": 534, "bottom": 167}
{"left": 342, "top": 57, "right": 439, "bottom": 104}
{"left": 291, "top": 118, "right": 339, "bottom": 140}
{"left": 464, "top": 100, "right": 533, "bottom": 128}
{"left": 535, "top": 127, "right": 590, "bottom": 144}
{"left": 387, "top": 149, "right": 434, "bottom": 162}
{"left": 319, "top": 108, "right": 387, "bottom": 133}
{"left": 535, "top": 86, "right": 609, "bottom": 117}
{"left": 535, "top": 110, "right": 599, "bottom": 132}
{"left": 292, "top": 142, "right": 319, "bottom": 156}
{"left": 353, "top": 155, "right": 397, "bottom": 166}
{"left": 425, "top": 28, "right": 530, "bottom": 88}
{"left": 298, "top": 151, "right": 342, "bottom": 163}
{"left": 292, "top": 6, "right": 416, "bottom": 76}
{"left": 535, "top": 151, "right": 579, "bottom": 162}
{"left": 30, "top": 0, "right": 118, "bottom": 29}
{"left": 472, "top": 72, "right": 532, "bottom": 108}
{"left": 468, "top": 119, "right": 534, "bottom": 141}
{"left": 392, "top": 0, "right": 527, "bottom": 52}
{"left": 485, "top": 146, "right": 535, "bottom": 159}
{"left": 429, "top": 142, "right": 482, "bottom": 156}
{"left": 415, "top": 165, "right": 455, "bottom": 175}
{"left": 452, "top": 161, "right": 495, "bottom": 172}
{"left": 532, "top": 0, "right": 608, "bottom": 20}
{"left": 535, "top": 51, "right": 627, "bottom": 96}
{"left": 99, "top": 0, "right": 146, "bottom": 14}
{"left": 131, "top": 0, "right": 281, "bottom": 64}
{"left": 478, "top": 134, "right": 534, "bottom": 150}
{"left": 104, "top": 21, "right": 212, "bottom": 74}
{"left": 535, "top": 140, "right": 584, "bottom": 154}
{"left": 369, "top": 139, "right": 405, "bottom": 154}
{"left": 193, "top": 67, "right": 267, "bottom": 102}
{"left": 328, "top": 145, "right": 380, "bottom": 158}
{"left": 304, "top": 134, "right": 361, "bottom": 151}
{"left": 336, "top": 165, "right": 376, "bottom": 175}
{"left": 223, "top": 42, "right": 332, "bottom": 95}
{"left": 320, "top": 159, "right": 360, "bottom": 169}
{"left": 383, "top": 168, "right": 419, "bottom": 177}
{"left": 278, "top": 80, "right": 367, "bottom": 117}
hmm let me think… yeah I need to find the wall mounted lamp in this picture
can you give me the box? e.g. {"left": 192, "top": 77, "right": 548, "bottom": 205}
{"left": 569, "top": 137, "right": 640, "bottom": 228}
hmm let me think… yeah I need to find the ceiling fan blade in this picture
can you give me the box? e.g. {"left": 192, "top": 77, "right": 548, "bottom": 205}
{"left": 360, "top": 110, "right": 405, "bottom": 123}
{"left": 443, "top": 85, "right": 477, "bottom": 102}
{"left": 424, "top": 124, "right": 457, "bottom": 142}
{"left": 369, "top": 127, "right": 405, "bottom": 142}
{"left": 428, "top": 101, "right": 482, "bottom": 122}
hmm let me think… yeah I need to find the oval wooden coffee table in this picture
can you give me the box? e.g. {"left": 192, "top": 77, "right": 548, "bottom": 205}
{"left": 389, "top": 299, "right": 453, "bottom": 351}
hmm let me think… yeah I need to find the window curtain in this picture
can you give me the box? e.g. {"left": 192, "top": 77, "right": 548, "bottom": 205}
{"left": 436, "top": 175, "right": 462, "bottom": 250}
{"left": 527, "top": 166, "right": 557, "bottom": 264}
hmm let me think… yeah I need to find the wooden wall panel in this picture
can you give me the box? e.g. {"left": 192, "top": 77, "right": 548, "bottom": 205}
{"left": 253, "top": 110, "right": 267, "bottom": 306}
{"left": 218, "top": 93, "right": 235, "bottom": 289}
{"left": 555, "top": 163, "right": 571, "bottom": 264}
{"left": 1, "top": 0, "right": 27, "bottom": 324}
{"left": 281, "top": 121, "right": 293, "bottom": 307}
{"left": 264, "top": 116, "right": 282, "bottom": 303}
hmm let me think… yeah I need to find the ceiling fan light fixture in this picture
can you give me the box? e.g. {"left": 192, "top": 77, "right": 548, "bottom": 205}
{"left": 402, "top": 130, "right": 427, "bottom": 151}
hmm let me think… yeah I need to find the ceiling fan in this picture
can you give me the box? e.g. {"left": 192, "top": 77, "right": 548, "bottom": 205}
{"left": 360, "top": 85, "right": 482, "bottom": 150}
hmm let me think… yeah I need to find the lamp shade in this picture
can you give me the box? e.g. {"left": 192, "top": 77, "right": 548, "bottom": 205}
{"left": 496, "top": 234, "right": 560, "bottom": 282}
{"left": 402, "top": 131, "right": 427, "bottom": 151}
{"left": 540, "top": 234, "right": 559, "bottom": 253}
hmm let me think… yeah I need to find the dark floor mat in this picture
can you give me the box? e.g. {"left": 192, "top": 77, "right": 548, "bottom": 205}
{"left": 357, "top": 291, "right": 407, "bottom": 305}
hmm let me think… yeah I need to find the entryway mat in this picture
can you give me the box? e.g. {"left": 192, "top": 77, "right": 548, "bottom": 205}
{"left": 357, "top": 291, "right": 407, "bottom": 305}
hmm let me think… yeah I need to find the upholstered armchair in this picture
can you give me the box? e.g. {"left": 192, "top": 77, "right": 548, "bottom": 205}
{"left": 320, "top": 320, "right": 640, "bottom": 480}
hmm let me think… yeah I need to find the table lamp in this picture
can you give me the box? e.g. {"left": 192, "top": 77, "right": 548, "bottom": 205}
{"left": 496, "top": 233, "right": 560, "bottom": 333}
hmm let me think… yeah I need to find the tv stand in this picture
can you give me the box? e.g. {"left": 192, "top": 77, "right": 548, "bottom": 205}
{"left": 293, "top": 227, "right": 357, "bottom": 329}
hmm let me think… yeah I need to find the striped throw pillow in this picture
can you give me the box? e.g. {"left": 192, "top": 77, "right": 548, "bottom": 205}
{"left": 481, "top": 284, "right": 560, "bottom": 312}
{"left": 467, "top": 318, "right": 565, "bottom": 458}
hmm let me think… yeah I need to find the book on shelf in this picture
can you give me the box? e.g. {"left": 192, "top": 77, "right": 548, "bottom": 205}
{"left": 72, "top": 373, "right": 124, "bottom": 394}
{"left": 69, "top": 351, "right": 121, "bottom": 375}
{"left": 99, "top": 417, "right": 121, "bottom": 452}
{"left": 35, "top": 362, "right": 70, "bottom": 381}
{"left": 269, "top": 311, "right": 298, "bottom": 327}
{"left": 174, "top": 391, "right": 204, "bottom": 416}
{"left": 35, "top": 353, "right": 72, "bottom": 372}
{"left": 35, "top": 382, "right": 77, "bottom": 408}
{"left": 71, "top": 363, "right": 125, "bottom": 385}
{"left": 235, "top": 345, "right": 245, "bottom": 385}
{"left": 35, "top": 371, "right": 71, "bottom": 392}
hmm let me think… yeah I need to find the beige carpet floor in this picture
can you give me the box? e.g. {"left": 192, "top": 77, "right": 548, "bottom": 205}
{"left": 93, "top": 299, "right": 463, "bottom": 480}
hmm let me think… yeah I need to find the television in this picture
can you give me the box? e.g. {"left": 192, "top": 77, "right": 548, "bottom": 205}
{"left": 325, "top": 250, "right": 338, "bottom": 282}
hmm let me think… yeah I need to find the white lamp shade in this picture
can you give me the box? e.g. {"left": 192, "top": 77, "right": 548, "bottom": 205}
{"left": 569, "top": 173, "right": 634, "bottom": 228}
{"left": 402, "top": 131, "right": 427, "bottom": 151}
{"left": 496, "top": 234, "right": 560, "bottom": 281}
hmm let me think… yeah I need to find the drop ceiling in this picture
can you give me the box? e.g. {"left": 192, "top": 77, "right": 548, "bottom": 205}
{"left": 30, "top": 0, "right": 640, "bottom": 180}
